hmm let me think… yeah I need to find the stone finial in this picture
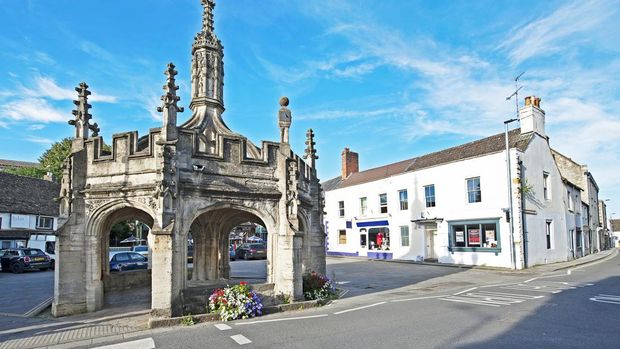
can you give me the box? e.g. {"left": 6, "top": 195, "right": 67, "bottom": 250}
{"left": 278, "top": 96, "right": 292, "bottom": 144}
{"left": 201, "top": 0, "right": 216, "bottom": 34}
{"left": 303, "top": 128, "right": 318, "bottom": 168}
{"left": 158, "top": 63, "right": 184, "bottom": 141}
{"left": 68, "top": 82, "right": 97, "bottom": 139}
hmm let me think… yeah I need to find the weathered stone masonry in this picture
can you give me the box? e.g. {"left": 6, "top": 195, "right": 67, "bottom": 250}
{"left": 53, "top": 0, "right": 325, "bottom": 318}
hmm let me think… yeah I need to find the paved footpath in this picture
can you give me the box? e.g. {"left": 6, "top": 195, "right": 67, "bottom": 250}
{"left": 1, "top": 249, "right": 616, "bottom": 349}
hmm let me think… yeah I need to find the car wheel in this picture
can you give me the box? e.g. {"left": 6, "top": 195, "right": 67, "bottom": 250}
{"left": 11, "top": 262, "right": 24, "bottom": 274}
{"left": 50, "top": 260, "right": 55, "bottom": 271}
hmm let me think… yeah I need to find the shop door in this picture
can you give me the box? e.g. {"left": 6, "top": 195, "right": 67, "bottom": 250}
{"left": 359, "top": 231, "right": 368, "bottom": 257}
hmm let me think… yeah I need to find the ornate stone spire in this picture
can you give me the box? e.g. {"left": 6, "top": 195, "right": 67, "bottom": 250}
{"left": 69, "top": 82, "right": 99, "bottom": 139}
{"left": 303, "top": 128, "right": 318, "bottom": 168}
{"left": 182, "top": 0, "right": 233, "bottom": 143}
{"left": 157, "top": 63, "right": 184, "bottom": 141}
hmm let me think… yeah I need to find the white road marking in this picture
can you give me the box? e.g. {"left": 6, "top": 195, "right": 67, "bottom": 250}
{"left": 333, "top": 301, "right": 386, "bottom": 315}
{"left": 453, "top": 287, "right": 478, "bottom": 295}
{"left": 335, "top": 281, "right": 351, "bottom": 285}
{"left": 439, "top": 297, "right": 501, "bottom": 307}
{"left": 236, "top": 314, "right": 328, "bottom": 325}
{"left": 92, "top": 337, "right": 156, "bottom": 349}
{"left": 590, "top": 294, "right": 620, "bottom": 305}
{"left": 439, "top": 290, "right": 545, "bottom": 307}
{"left": 391, "top": 295, "right": 449, "bottom": 302}
{"left": 215, "top": 323, "right": 232, "bottom": 330}
{"left": 231, "top": 334, "right": 252, "bottom": 345}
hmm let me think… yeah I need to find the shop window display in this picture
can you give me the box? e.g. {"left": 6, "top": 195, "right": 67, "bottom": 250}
{"left": 450, "top": 221, "right": 499, "bottom": 249}
{"left": 368, "top": 227, "right": 390, "bottom": 250}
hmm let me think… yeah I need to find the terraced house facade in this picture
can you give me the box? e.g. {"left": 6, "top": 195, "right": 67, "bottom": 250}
{"left": 323, "top": 96, "right": 604, "bottom": 269}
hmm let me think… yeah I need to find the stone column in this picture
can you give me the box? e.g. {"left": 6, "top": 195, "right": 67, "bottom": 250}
{"left": 150, "top": 229, "right": 184, "bottom": 317}
{"left": 206, "top": 229, "right": 219, "bottom": 280}
{"left": 191, "top": 228, "right": 207, "bottom": 281}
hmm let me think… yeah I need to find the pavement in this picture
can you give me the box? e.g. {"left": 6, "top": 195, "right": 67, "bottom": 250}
{"left": 0, "top": 249, "right": 616, "bottom": 349}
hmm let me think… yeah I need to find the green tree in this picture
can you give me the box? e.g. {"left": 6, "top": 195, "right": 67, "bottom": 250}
{"left": 39, "top": 138, "right": 72, "bottom": 181}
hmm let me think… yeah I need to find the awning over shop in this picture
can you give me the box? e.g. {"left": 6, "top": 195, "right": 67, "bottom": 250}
{"left": 356, "top": 220, "right": 389, "bottom": 227}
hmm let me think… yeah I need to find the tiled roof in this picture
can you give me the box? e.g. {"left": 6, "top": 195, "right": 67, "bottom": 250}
{"left": 322, "top": 128, "right": 533, "bottom": 191}
{"left": 0, "top": 172, "right": 60, "bottom": 216}
{"left": 0, "top": 159, "right": 39, "bottom": 169}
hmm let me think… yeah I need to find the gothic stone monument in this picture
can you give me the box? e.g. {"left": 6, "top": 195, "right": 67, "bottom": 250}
{"left": 53, "top": 0, "right": 325, "bottom": 318}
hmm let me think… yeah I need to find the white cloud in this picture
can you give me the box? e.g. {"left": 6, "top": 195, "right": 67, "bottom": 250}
{"left": 0, "top": 97, "right": 67, "bottom": 123}
{"left": 22, "top": 76, "right": 118, "bottom": 103}
{"left": 28, "top": 124, "right": 46, "bottom": 131}
{"left": 25, "top": 136, "right": 54, "bottom": 145}
{"left": 499, "top": 0, "right": 618, "bottom": 64}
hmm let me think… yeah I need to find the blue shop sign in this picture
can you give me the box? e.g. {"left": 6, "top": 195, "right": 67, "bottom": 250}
{"left": 356, "top": 220, "right": 389, "bottom": 228}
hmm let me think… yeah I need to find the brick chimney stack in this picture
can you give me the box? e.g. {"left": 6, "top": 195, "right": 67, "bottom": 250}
{"left": 341, "top": 147, "right": 359, "bottom": 179}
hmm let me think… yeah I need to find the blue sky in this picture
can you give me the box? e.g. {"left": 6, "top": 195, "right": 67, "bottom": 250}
{"left": 1, "top": 0, "right": 619, "bottom": 218}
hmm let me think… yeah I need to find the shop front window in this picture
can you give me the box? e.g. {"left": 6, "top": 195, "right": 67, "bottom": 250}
{"left": 368, "top": 227, "right": 389, "bottom": 250}
{"left": 338, "top": 230, "right": 347, "bottom": 245}
{"left": 450, "top": 220, "right": 499, "bottom": 251}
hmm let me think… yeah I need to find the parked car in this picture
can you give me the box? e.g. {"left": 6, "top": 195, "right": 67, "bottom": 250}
{"left": 235, "top": 243, "right": 267, "bottom": 260}
{"left": 229, "top": 245, "right": 236, "bottom": 261}
{"left": 187, "top": 244, "right": 193, "bottom": 263}
{"left": 109, "top": 252, "right": 148, "bottom": 272}
{"left": 132, "top": 245, "right": 149, "bottom": 257}
{"left": 0, "top": 248, "right": 53, "bottom": 273}
{"left": 28, "top": 234, "right": 56, "bottom": 270}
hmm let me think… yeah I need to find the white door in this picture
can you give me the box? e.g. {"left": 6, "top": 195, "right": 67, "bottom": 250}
{"left": 425, "top": 229, "right": 436, "bottom": 259}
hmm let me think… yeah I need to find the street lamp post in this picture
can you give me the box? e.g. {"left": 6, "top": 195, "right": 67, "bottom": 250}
{"left": 505, "top": 118, "right": 519, "bottom": 270}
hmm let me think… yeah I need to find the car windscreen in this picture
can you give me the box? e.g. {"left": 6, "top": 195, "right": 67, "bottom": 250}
{"left": 24, "top": 249, "right": 45, "bottom": 256}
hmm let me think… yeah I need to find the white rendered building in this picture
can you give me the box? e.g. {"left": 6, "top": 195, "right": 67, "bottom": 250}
{"left": 323, "top": 96, "right": 589, "bottom": 269}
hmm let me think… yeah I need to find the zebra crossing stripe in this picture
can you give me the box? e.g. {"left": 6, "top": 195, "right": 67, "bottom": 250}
{"left": 474, "top": 291, "right": 544, "bottom": 300}
{"left": 440, "top": 296, "right": 503, "bottom": 307}
{"left": 590, "top": 294, "right": 620, "bottom": 305}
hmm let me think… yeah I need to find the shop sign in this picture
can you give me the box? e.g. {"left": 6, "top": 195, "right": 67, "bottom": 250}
{"left": 455, "top": 230, "right": 465, "bottom": 243}
{"left": 468, "top": 229, "right": 481, "bottom": 245}
{"left": 10, "top": 214, "right": 29, "bottom": 229}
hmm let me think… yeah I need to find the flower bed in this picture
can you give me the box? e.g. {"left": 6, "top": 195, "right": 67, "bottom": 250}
{"left": 208, "top": 282, "right": 263, "bottom": 321}
{"left": 303, "top": 271, "right": 337, "bottom": 301}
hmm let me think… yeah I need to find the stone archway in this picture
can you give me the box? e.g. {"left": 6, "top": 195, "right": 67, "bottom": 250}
{"left": 187, "top": 202, "right": 276, "bottom": 283}
{"left": 84, "top": 200, "right": 156, "bottom": 312}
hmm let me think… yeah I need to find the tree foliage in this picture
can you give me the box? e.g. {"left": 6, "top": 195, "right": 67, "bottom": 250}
{"left": 39, "top": 138, "right": 73, "bottom": 181}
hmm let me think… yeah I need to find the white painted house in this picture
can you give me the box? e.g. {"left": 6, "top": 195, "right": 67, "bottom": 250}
{"left": 323, "top": 96, "right": 591, "bottom": 269}
{"left": 0, "top": 172, "right": 59, "bottom": 249}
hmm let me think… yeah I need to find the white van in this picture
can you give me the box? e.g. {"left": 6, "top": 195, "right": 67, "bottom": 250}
{"left": 28, "top": 234, "right": 56, "bottom": 270}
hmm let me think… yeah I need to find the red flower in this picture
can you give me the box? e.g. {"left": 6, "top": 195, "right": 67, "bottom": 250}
{"left": 239, "top": 282, "right": 248, "bottom": 286}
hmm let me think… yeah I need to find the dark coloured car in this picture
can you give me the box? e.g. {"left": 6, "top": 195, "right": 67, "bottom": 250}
{"left": 229, "top": 245, "right": 236, "bottom": 261}
{"left": 0, "top": 248, "right": 52, "bottom": 273}
{"left": 109, "top": 252, "right": 148, "bottom": 272}
{"left": 235, "top": 243, "right": 267, "bottom": 260}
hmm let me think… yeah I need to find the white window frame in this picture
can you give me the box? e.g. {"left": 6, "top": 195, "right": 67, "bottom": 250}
{"left": 543, "top": 172, "right": 550, "bottom": 200}
{"left": 338, "top": 201, "right": 345, "bottom": 217}
{"left": 360, "top": 197, "right": 367, "bottom": 216}
{"left": 424, "top": 184, "right": 436, "bottom": 207}
{"left": 400, "top": 225, "right": 410, "bottom": 247}
{"left": 398, "top": 190, "right": 408, "bottom": 211}
{"left": 466, "top": 177, "right": 481, "bottom": 203}
{"left": 37, "top": 216, "right": 54, "bottom": 230}
{"left": 379, "top": 193, "right": 388, "bottom": 214}
{"left": 338, "top": 230, "right": 347, "bottom": 245}
{"left": 546, "top": 220, "right": 553, "bottom": 249}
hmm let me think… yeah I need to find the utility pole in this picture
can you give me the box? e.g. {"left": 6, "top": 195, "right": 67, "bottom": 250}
{"left": 504, "top": 72, "right": 525, "bottom": 270}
